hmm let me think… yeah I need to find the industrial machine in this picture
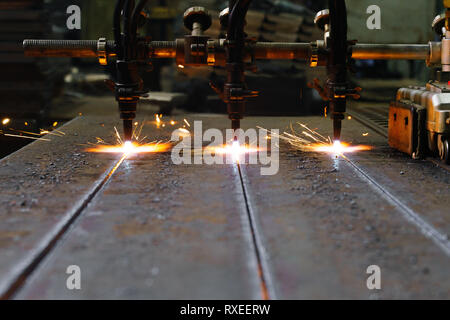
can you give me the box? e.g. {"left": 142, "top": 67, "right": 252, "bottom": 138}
{"left": 22, "top": 0, "right": 450, "bottom": 163}
{"left": 389, "top": 12, "right": 450, "bottom": 164}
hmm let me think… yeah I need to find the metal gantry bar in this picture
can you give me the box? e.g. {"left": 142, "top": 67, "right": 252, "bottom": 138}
{"left": 23, "top": 39, "right": 435, "bottom": 62}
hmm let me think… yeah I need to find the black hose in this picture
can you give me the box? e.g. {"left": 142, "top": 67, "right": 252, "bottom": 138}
{"left": 228, "top": 0, "right": 251, "bottom": 41}
{"left": 328, "top": 0, "right": 347, "bottom": 69}
{"left": 227, "top": 0, "right": 252, "bottom": 62}
{"left": 327, "top": 0, "right": 348, "bottom": 140}
{"left": 131, "top": 0, "right": 149, "bottom": 37}
{"left": 114, "top": 0, "right": 125, "bottom": 59}
{"left": 123, "top": 0, "right": 135, "bottom": 60}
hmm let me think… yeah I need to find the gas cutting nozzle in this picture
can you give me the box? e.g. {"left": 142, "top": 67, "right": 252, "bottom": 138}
{"left": 231, "top": 119, "right": 240, "bottom": 141}
{"left": 123, "top": 119, "right": 133, "bottom": 142}
{"left": 333, "top": 118, "right": 342, "bottom": 142}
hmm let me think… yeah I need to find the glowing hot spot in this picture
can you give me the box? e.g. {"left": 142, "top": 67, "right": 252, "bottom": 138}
{"left": 123, "top": 141, "right": 134, "bottom": 154}
{"left": 208, "top": 141, "right": 260, "bottom": 163}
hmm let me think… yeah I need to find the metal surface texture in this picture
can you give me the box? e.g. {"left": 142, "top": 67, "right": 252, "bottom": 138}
{"left": 0, "top": 111, "right": 448, "bottom": 299}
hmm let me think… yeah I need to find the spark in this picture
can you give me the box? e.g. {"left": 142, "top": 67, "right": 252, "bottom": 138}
{"left": 258, "top": 123, "right": 372, "bottom": 156}
{"left": 347, "top": 116, "right": 352, "bottom": 120}
{"left": 155, "top": 114, "right": 162, "bottom": 128}
{"left": 362, "top": 132, "right": 369, "bottom": 136}
{"left": 114, "top": 126, "right": 123, "bottom": 145}
{"left": 2, "top": 118, "right": 10, "bottom": 125}
{"left": 96, "top": 137, "right": 106, "bottom": 144}
{"left": 133, "top": 120, "right": 146, "bottom": 140}
{"left": 1, "top": 123, "right": 65, "bottom": 142}
{"left": 53, "top": 129, "right": 66, "bottom": 136}
{"left": 3, "top": 133, "right": 50, "bottom": 141}
{"left": 178, "top": 64, "right": 185, "bottom": 69}
{"left": 184, "top": 119, "right": 191, "bottom": 127}
{"left": 53, "top": 121, "right": 58, "bottom": 127}
{"left": 170, "top": 120, "right": 176, "bottom": 126}
{"left": 10, "top": 129, "right": 41, "bottom": 137}
{"left": 40, "top": 129, "right": 64, "bottom": 137}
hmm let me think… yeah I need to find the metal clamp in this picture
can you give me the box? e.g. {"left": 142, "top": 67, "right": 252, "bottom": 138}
{"left": 97, "top": 37, "right": 108, "bottom": 66}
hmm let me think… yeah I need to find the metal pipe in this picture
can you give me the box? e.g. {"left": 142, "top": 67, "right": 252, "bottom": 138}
{"left": 23, "top": 39, "right": 116, "bottom": 57}
{"left": 352, "top": 44, "right": 430, "bottom": 60}
{"left": 23, "top": 39, "right": 439, "bottom": 62}
{"left": 251, "top": 42, "right": 311, "bottom": 60}
{"left": 131, "top": 0, "right": 149, "bottom": 36}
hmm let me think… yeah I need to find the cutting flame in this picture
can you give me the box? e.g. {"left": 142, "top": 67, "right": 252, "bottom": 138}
{"left": 208, "top": 140, "right": 260, "bottom": 163}
{"left": 86, "top": 141, "right": 171, "bottom": 155}
{"left": 309, "top": 140, "right": 371, "bottom": 154}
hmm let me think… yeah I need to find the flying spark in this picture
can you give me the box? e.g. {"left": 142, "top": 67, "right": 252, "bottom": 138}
{"left": 0, "top": 119, "right": 65, "bottom": 142}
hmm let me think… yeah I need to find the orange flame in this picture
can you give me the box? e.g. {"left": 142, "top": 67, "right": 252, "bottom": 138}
{"left": 307, "top": 140, "right": 372, "bottom": 154}
{"left": 86, "top": 141, "right": 171, "bottom": 155}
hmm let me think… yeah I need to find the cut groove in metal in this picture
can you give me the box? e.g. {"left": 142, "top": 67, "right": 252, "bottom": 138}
{"left": 343, "top": 155, "right": 450, "bottom": 257}
{"left": 235, "top": 162, "right": 276, "bottom": 300}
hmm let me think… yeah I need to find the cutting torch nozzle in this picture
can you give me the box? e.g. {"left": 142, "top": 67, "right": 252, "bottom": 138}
{"left": 333, "top": 118, "right": 342, "bottom": 142}
{"left": 231, "top": 119, "right": 241, "bottom": 141}
{"left": 123, "top": 119, "right": 133, "bottom": 142}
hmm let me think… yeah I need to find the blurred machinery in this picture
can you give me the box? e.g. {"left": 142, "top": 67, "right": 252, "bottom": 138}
{"left": 0, "top": 0, "right": 70, "bottom": 157}
{"left": 175, "top": 5, "right": 319, "bottom": 116}
{"left": 389, "top": 11, "right": 450, "bottom": 164}
{"left": 0, "top": 0, "right": 69, "bottom": 121}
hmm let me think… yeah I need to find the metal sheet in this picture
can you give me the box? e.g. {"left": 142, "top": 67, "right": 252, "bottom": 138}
{"left": 14, "top": 116, "right": 262, "bottom": 299}
{"left": 239, "top": 116, "right": 450, "bottom": 299}
{"left": 0, "top": 116, "right": 130, "bottom": 298}
{"left": 1, "top": 112, "right": 449, "bottom": 299}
